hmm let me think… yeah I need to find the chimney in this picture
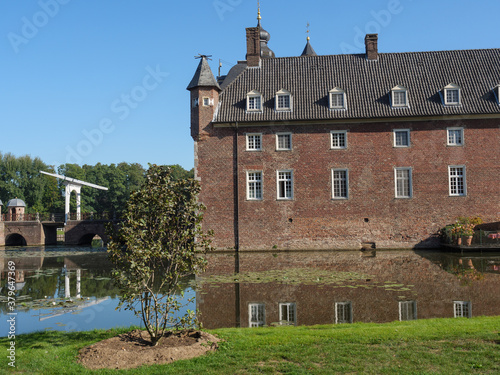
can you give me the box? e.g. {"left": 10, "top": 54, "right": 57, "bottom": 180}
{"left": 246, "top": 27, "right": 261, "bottom": 67}
{"left": 365, "top": 34, "right": 378, "bottom": 60}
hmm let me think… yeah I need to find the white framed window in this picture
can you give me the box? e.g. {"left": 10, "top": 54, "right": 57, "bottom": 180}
{"left": 444, "top": 83, "right": 461, "bottom": 106}
{"left": 449, "top": 166, "right": 466, "bottom": 196}
{"left": 335, "top": 302, "right": 353, "bottom": 324}
{"left": 330, "top": 130, "right": 347, "bottom": 149}
{"left": 277, "top": 170, "right": 293, "bottom": 200}
{"left": 332, "top": 169, "right": 348, "bottom": 199}
{"left": 394, "top": 168, "right": 412, "bottom": 198}
{"left": 391, "top": 85, "right": 408, "bottom": 107}
{"left": 453, "top": 301, "right": 472, "bottom": 318}
{"left": 279, "top": 302, "right": 297, "bottom": 326}
{"left": 202, "top": 97, "right": 213, "bottom": 106}
{"left": 275, "top": 89, "right": 292, "bottom": 111}
{"left": 276, "top": 133, "right": 292, "bottom": 151}
{"left": 493, "top": 85, "right": 500, "bottom": 105}
{"left": 192, "top": 97, "right": 199, "bottom": 107}
{"left": 399, "top": 301, "right": 417, "bottom": 321}
{"left": 247, "top": 171, "right": 263, "bottom": 200}
{"left": 329, "top": 87, "right": 347, "bottom": 109}
{"left": 393, "top": 129, "right": 410, "bottom": 147}
{"left": 247, "top": 90, "right": 263, "bottom": 112}
{"left": 249, "top": 303, "right": 265, "bottom": 327}
{"left": 246, "top": 133, "right": 262, "bottom": 151}
{"left": 447, "top": 127, "right": 464, "bottom": 146}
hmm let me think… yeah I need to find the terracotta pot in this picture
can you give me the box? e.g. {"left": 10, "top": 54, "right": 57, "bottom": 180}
{"left": 465, "top": 236, "right": 473, "bottom": 246}
{"left": 456, "top": 237, "right": 462, "bottom": 246}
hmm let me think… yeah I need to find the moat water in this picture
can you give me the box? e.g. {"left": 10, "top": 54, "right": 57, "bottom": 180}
{"left": 1, "top": 246, "right": 499, "bottom": 335}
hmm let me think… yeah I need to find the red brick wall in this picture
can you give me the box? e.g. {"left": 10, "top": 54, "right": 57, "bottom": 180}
{"left": 196, "top": 118, "right": 500, "bottom": 250}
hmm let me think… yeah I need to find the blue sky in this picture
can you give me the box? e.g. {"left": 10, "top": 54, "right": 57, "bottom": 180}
{"left": 1, "top": 0, "right": 499, "bottom": 170}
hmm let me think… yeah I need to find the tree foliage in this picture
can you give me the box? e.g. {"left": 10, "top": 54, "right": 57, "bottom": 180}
{"left": 106, "top": 164, "right": 212, "bottom": 346}
{"left": 0, "top": 152, "right": 194, "bottom": 217}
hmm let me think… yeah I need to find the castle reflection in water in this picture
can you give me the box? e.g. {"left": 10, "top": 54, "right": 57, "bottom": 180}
{"left": 196, "top": 250, "right": 500, "bottom": 328}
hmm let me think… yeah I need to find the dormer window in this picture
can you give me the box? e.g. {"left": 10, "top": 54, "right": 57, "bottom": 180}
{"left": 444, "top": 83, "right": 461, "bottom": 106}
{"left": 329, "top": 87, "right": 346, "bottom": 109}
{"left": 247, "top": 90, "right": 263, "bottom": 112}
{"left": 493, "top": 85, "right": 500, "bottom": 105}
{"left": 275, "top": 89, "right": 292, "bottom": 111}
{"left": 391, "top": 85, "right": 408, "bottom": 107}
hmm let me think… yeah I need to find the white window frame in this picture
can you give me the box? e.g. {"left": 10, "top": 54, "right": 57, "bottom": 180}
{"left": 277, "top": 170, "right": 293, "bottom": 200}
{"left": 246, "top": 171, "right": 263, "bottom": 200}
{"left": 399, "top": 301, "right": 417, "bottom": 321}
{"left": 330, "top": 130, "right": 348, "bottom": 149}
{"left": 493, "top": 85, "right": 500, "bottom": 105}
{"left": 329, "top": 87, "right": 347, "bottom": 110}
{"left": 248, "top": 303, "right": 265, "bottom": 327}
{"left": 332, "top": 169, "right": 349, "bottom": 199}
{"left": 391, "top": 85, "right": 409, "bottom": 107}
{"left": 276, "top": 132, "right": 292, "bottom": 151}
{"left": 335, "top": 302, "right": 353, "bottom": 324}
{"left": 444, "top": 83, "right": 461, "bottom": 106}
{"left": 394, "top": 167, "right": 412, "bottom": 198}
{"left": 393, "top": 129, "right": 410, "bottom": 147}
{"left": 448, "top": 165, "right": 466, "bottom": 196}
{"left": 447, "top": 127, "right": 464, "bottom": 146}
{"left": 453, "top": 301, "right": 472, "bottom": 318}
{"left": 246, "top": 90, "right": 263, "bottom": 112}
{"left": 279, "top": 302, "right": 297, "bottom": 326}
{"left": 246, "top": 133, "right": 262, "bottom": 151}
{"left": 202, "top": 97, "right": 213, "bottom": 106}
{"left": 275, "top": 89, "right": 292, "bottom": 111}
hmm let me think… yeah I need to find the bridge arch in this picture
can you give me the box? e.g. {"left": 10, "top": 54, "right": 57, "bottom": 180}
{"left": 78, "top": 233, "right": 104, "bottom": 246}
{"left": 5, "top": 233, "right": 27, "bottom": 246}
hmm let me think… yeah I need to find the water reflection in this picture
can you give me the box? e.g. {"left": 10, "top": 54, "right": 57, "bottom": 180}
{"left": 0, "top": 248, "right": 195, "bottom": 335}
{"left": 1, "top": 248, "right": 499, "bottom": 335}
{"left": 196, "top": 250, "right": 500, "bottom": 329}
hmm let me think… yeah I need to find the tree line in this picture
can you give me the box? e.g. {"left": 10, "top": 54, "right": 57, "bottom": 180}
{"left": 0, "top": 153, "right": 193, "bottom": 216}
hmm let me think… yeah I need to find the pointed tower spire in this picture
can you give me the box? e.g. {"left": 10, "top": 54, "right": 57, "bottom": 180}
{"left": 255, "top": 1, "right": 275, "bottom": 59}
{"left": 301, "top": 22, "right": 317, "bottom": 56}
{"left": 187, "top": 55, "right": 221, "bottom": 91}
{"left": 257, "top": 0, "right": 261, "bottom": 26}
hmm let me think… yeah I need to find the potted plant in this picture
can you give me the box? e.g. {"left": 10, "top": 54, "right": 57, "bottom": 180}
{"left": 455, "top": 216, "right": 483, "bottom": 246}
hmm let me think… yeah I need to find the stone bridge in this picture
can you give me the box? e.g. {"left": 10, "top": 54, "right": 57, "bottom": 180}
{"left": 0, "top": 214, "right": 114, "bottom": 247}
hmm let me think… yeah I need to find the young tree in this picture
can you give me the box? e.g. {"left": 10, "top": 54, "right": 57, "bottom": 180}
{"left": 106, "top": 164, "right": 212, "bottom": 346}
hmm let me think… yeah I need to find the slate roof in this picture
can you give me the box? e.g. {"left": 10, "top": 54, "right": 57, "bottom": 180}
{"left": 214, "top": 49, "right": 500, "bottom": 124}
{"left": 7, "top": 198, "right": 26, "bottom": 207}
{"left": 301, "top": 40, "right": 317, "bottom": 57}
{"left": 187, "top": 55, "right": 221, "bottom": 90}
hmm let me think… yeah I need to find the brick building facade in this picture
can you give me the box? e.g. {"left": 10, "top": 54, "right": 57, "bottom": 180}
{"left": 187, "top": 16, "right": 500, "bottom": 251}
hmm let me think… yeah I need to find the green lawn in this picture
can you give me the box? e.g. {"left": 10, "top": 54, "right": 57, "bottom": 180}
{"left": 2, "top": 316, "right": 499, "bottom": 374}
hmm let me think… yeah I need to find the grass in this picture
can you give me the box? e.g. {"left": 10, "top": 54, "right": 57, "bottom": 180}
{"left": 1, "top": 316, "right": 499, "bottom": 374}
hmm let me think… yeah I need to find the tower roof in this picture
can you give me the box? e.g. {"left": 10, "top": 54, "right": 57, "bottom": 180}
{"left": 7, "top": 198, "right": 26, "bottom": 208}
{"left": 301, "top": 40, "right": 317, "bottom": 56}
{"left": 187, "top": 55, "right": 221, "bottom": 91}
{"left": 256, "top": 5, "right": 274, "bottom": 59}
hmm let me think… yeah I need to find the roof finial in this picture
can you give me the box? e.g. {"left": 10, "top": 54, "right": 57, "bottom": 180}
{"left": 306, "top": 22, "right": 310, "bottom": 41}
{"left": 257, "top": 1, "right": 261, "bottom": 26}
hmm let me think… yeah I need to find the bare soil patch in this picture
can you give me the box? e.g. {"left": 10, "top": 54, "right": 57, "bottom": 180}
{"left": 78, "top": 329, "right": 220, "bottom": 370}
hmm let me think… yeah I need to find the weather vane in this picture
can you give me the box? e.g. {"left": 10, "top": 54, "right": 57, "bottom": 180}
{"left": 195, "top": 54, "right": 212, "bottom": 60}
{"left": 306, "top": 22, "right": 310, "bottom": 41}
